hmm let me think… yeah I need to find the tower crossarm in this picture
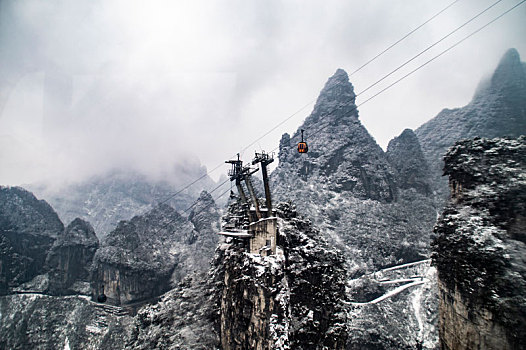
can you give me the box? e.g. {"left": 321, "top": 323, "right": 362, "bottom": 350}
{"left": 252, "top": 151, "right": 274, "bottom": 215}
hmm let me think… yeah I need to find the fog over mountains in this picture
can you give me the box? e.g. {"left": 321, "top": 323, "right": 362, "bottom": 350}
{"left": 416, "top": 48, "right": 526, "bottom": 198}
{"left": 2, "top": 0, "right": 525, "bottom": 189}
{"left": 28, "top": 164, "right": 222, "bottom": 239}
{"left": 0, "top": 48, "right": 525, "bottom": 349}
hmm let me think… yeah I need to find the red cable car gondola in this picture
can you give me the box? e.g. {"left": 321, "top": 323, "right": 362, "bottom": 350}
{"left": 298, "top": 129, "right": 308, "bottom": 153}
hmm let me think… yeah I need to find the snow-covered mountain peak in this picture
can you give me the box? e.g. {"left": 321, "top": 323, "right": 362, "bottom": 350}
{"left": 475, "top": 48, "right": 526, "bottom": 100}
{"left": 59, "top": 218, "right": 98, "bottom": 247}
{"left": 416, "top": 48, "right": 526, "bottom": 199}
{"left": 387, "top": 128, "right": 423, "bottom": 156}
{"left": 193, "top": 190, "right": 215, "bottom": 207}
{"left": 386, "top": 128, "right": 432, "bottom": 196}
{"left": 188, "top": 190, "right": 219, "bottom": 233}
{"left": 492, "top": 48, "right": 523, "bottom": 82}
{"left": 395, "top": 128, "right": 418, "bottom": 141}
{"left": 305, "top": 68, "right": 358, "bottom": 128}
{"left": 317, "top": 68, "right": 354, "bottom": 101}
{"left": 274, "top": 67, "right": 396, "bottom": 201}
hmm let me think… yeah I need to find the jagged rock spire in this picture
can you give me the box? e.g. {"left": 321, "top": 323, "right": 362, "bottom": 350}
{"left": 303, "top": 69, "right": 358, "bottom": 130}
{"left": 491, "top": 48, "right": 525, "bottom": 89}
{"left": 386, "top": 128, "right": 432, "bottom": 196}
{"left": 188, "top": 190, "right": 219, "bottom": 233}
{"left": 274, "top": 68, "right": 396, "bottom": 202}
{"left": 0, "top": 186, "right": 64, "bottom": 294}
{"left": 46, "top": 218, "right": 99, "bottom": 295}
{"left": 473, "top": 48, "right": 526, "bottom": 100}
{"left": 312, "top": 69, "right": 356, "bottom": 112}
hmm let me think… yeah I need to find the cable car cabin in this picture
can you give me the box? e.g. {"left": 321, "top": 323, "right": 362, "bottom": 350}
{"left": 297, "top": 129, "right": 308, "bottom": 153}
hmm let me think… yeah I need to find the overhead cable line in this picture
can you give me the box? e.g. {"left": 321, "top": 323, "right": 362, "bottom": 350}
{"left": 358, "top": 0, "right": 526, "bottom": 111}
{"left": 357, "top": 0, "right": 505, "bottom": 96}
{"left": 180, "top": 178, "right": 230, "bottom": 215}
{"left": 226, "top": 0, "right": 465, "bottom": 158}
{"left": 349, "top": 0, "right": 462, "bottom": 76}
{"left": 156, "top": 0, "right": 526, "bottom": 233}
{"left": 155, "top": 162, "right": 225, "bottom": 207}
{"left": 238, "top": 100, "right": 316, "bottom": 156}
{"left": 150, "top": 1, "right": 463, "bottom": 207}
{"left": 127, "top": 161, "right": 226, "bottom": 224}
{"left": 235, "top": 0, "right": 464, "bottom": 156}
{"left": 151, "top": 0, "right": 484, "bottom": 214}
{"left": 153, "top": 177, "right": 231, "bottom": 234}
{"left": 302, "top": 0, "right": 526, "bottom": 143}
{"left": 148, "top": 100, "right": 314, "bottom": 213}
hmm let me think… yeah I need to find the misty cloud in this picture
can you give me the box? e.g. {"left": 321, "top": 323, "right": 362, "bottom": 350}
{"left": 1, "top": 0, "right": 525, "bottom": 186}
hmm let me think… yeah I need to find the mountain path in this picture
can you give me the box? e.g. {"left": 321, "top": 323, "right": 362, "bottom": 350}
{"left": 349, "top": 259, "right": 432, "bottom": 306}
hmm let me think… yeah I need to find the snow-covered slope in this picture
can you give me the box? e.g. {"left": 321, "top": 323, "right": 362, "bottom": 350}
{"left": 416, "top": 48, "right": 526, "bottom": 198}
{"left": 0, "top": 293, "right": 134, "bottom": 350}
{"left": 271, "top": 69, "right": 436, "bottom": 274}
{"left": 433, "top": 136, "right": 526, "bottom": 349}
{"left": 347, "top": 260, "right": 438, "bottom": 349}
{"left": 29, "top": 164, "right": 219, "bottom": 239}
{"left": 270, "top": 69, "right": 439, "bottom": 349}
{"left": 91, "top": 191, "right": 219, "bottom": 306}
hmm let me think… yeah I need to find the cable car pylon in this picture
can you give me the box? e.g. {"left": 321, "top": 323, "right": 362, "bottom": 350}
{"left": 221, "top": 151, "right": 278, "bottom": 256}
{"left": 252, "top": 151, "right": 274, "bottom": 214}
{"left": 225, "top": 154, "right": 250, "bottom": 215}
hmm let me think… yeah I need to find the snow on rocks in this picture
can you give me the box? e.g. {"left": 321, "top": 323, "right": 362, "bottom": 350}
{"left": 433, "top": 136, "right": 526, "bottom": 349}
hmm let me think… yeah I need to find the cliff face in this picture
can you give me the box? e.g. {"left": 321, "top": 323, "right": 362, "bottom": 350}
{"left": 46, "top": 218, "right": 99, "bottom": 295}
{"left": 386, "top": 128, "right": 432, "bottom": 196}
{"left": 186, "top": 191, "right": 221, "bottom": 274}
{"left": 219, "top": 244, "right": 289, "bottom": 350}
{"left": 279, "top": 203, "right": 348, "bottom": 349}
{"left": 129, "top": 272, "right": 220, "bottom": 349}
{"left": 0, "top": 186, "right": 64, "bottom": 294}
{"left": 216, "top": 202, "right": 348, "bottom": 350}
{"left": 91, "top": 191, "right": 219, "bottom": 306}
{"left": 432, "top": 136, "right": 526, "bottom": 349}
{"left": 29, "top": 166, "right": 218, "bottom": 239}
{"left": 91, "top": 204, "right": 195, "bottom": 305}
{"left": 272, "top": 70, "right": 436, "bottom": 273}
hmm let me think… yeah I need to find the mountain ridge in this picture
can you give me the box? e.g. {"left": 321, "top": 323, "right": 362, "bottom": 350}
{"left": 415, "top": 48, "right": 526, "bottom": 198}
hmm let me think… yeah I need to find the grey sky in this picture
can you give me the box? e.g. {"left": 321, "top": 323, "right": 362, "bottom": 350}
{"left": 1, "top": 0, "right": 525, "bottom": 185}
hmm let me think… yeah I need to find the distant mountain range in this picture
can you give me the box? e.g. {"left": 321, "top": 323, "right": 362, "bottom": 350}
{"left": 28, "top": 161, "right": 223, "bottom": 239}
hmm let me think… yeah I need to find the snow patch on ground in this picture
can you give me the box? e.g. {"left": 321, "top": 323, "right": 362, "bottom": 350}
{"left": 64, "top": 337, "right": 70, "bottom": 350}
{"left": 347, "top": 259, "right": 438, "bottom": 349}
{"left": 85, "top": 325, "right": 104, "bottom": 335}
{"left": 412, "top": 282, "right": 424, "bottom": 341}
{"left": 350, "top": 279, "right": 426, "bottom": 306}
